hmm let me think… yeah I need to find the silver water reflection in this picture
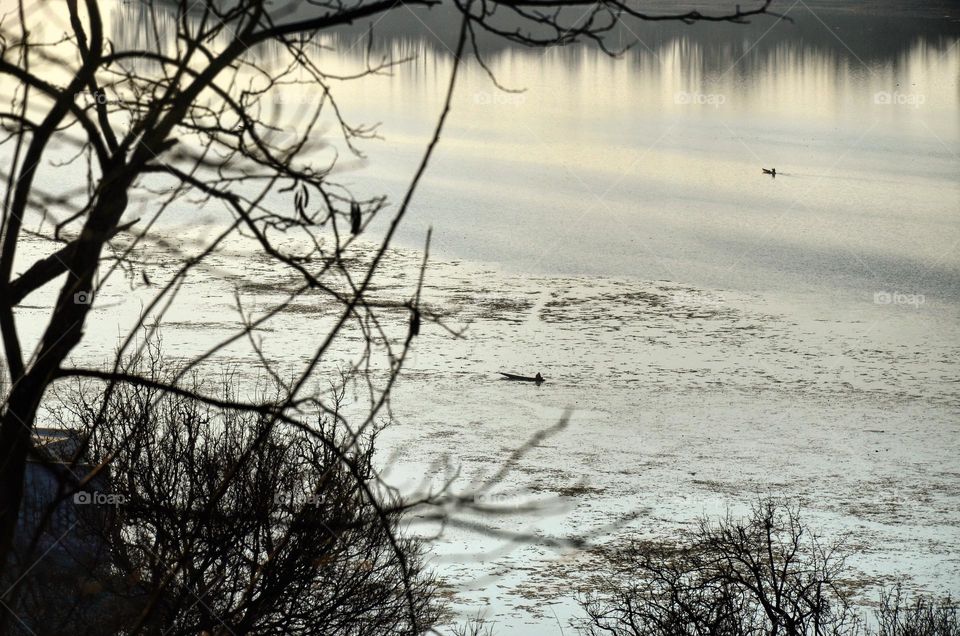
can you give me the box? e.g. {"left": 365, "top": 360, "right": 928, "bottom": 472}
{"left": 111, "top": 2, "right": 960, "bottom": 303}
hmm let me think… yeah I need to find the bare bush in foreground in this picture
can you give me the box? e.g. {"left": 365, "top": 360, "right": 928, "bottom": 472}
{"left": 578, "top": 500, "right": 860, "bottom": 636}
{"left": 876, "top": 585, "right": 959, "bottom": 636}
{"left": 578, "top": 500, "right": 960, "bottom": 636}
{"left": 4, "top": 354, "right": 439, "bottom": 635}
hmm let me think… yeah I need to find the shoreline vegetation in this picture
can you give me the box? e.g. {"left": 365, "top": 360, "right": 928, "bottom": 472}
{"left": 576, "top": 500, "right": 959, "bottom": 636}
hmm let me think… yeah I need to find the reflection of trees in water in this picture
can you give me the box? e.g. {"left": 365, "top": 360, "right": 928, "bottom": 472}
{"left": 112, "top": 0, "right": 960, "bottom": 76}
{"left": 110, "top": 1, "right": 326, "bottom": 68}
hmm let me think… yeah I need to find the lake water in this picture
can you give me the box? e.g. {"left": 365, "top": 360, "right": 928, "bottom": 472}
{"left": 312, "top": 4, "right": 960, "bottom": 300}
{"left": 279, "top": 5, "right": 960, "bottom": 630}
{"left": 9, "top": 1, "right": 960, "bottom": 633}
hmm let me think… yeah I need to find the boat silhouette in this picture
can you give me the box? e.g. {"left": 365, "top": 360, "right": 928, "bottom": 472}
{"left": 499, "top": 372, "right": 544, "bottom": 385}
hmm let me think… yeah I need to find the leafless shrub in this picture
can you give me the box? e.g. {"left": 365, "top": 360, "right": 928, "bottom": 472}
{"left": 875, "top": 585, "right": 959, "bottom": 636}
{"left": 451, "top": 613, "right": 496, "bottom": 636}
{"left": 577, "top": 499, "right": 862, "bottom": 636}
{"left": 5, "top": 351, "right": 440, "bottom": 635}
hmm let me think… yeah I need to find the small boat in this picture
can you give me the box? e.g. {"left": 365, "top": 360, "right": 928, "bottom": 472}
{"left": 762, "top": 168, "right": 776, "bottom": 177}
{"left": 499, "top": 372, "right": 545, "bottom": 385}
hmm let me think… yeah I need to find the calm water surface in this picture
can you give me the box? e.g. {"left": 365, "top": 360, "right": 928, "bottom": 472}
{"left": 301, "top": 5, "right": 960, "bottom": 307}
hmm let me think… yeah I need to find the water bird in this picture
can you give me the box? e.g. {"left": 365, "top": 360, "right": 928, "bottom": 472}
{"left": 499, "top": 372, "right": 544, "bottom": 385}
{"left": 762, "top": 168, "right": 776, "bottom": 177}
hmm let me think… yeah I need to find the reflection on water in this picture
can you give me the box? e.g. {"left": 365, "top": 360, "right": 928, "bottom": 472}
{"left": 107, "top": 0, "right": 960, "bottom": 130}
{"left": 109, "top": 0, "right": 960, "bottom": 70}
{"left": 99, "top": 0, "right": 960, "bottom": 301}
